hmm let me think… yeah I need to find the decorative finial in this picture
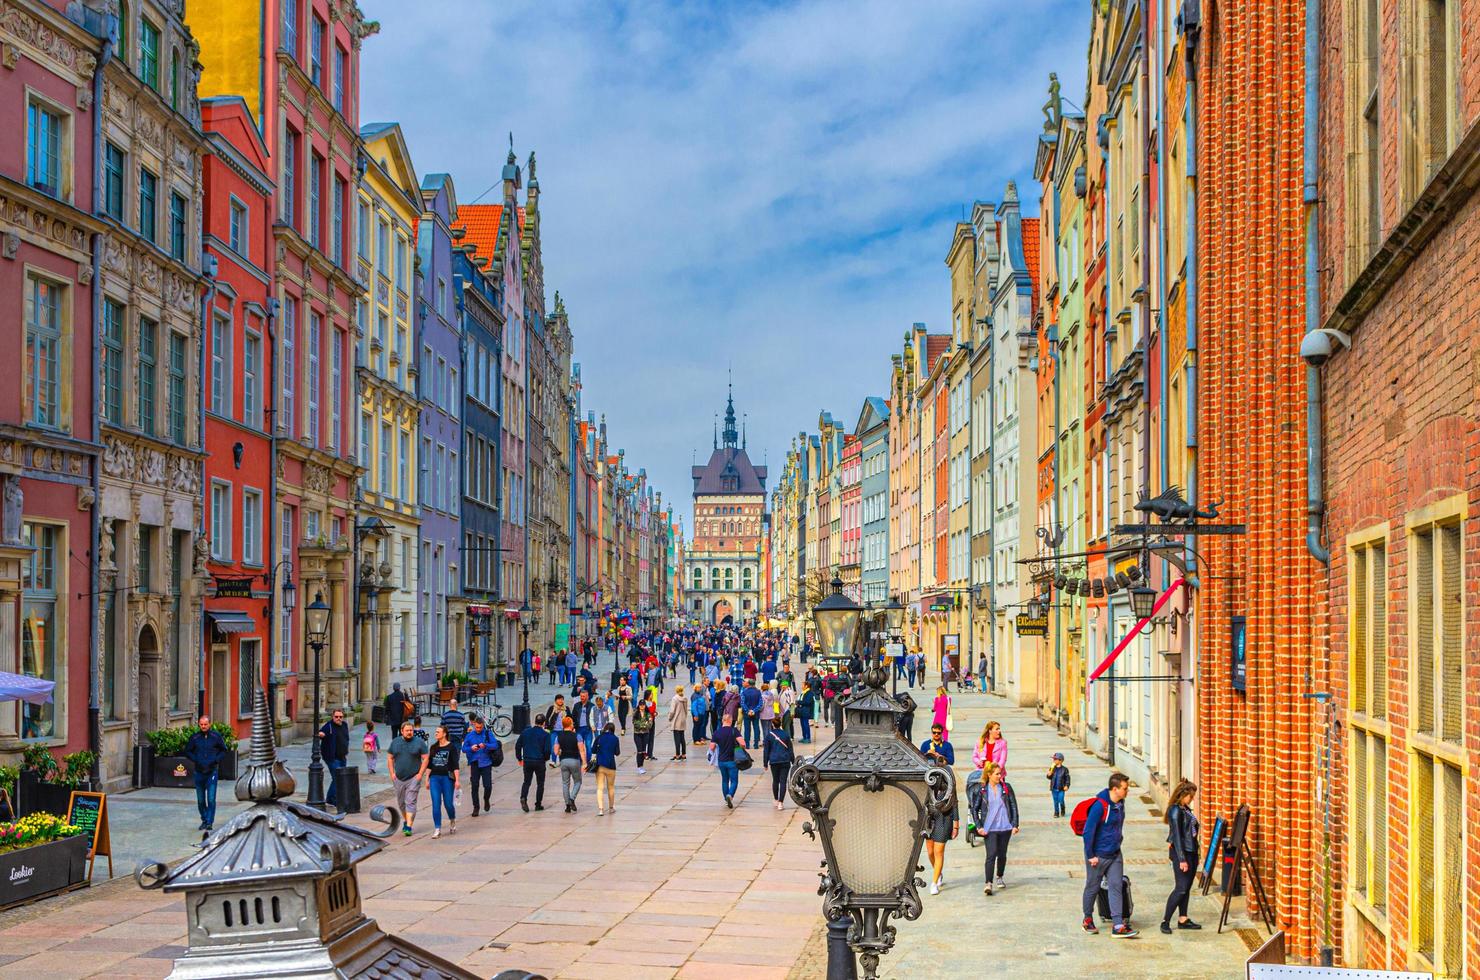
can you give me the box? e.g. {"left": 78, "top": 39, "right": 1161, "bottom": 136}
{"left": 236, "top": 685, "right": 295, "bottom": 802}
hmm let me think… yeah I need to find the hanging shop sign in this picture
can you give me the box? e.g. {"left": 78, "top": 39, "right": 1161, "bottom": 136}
{"left": 212, "top": 577, "right": 255, "bottom": 598}
{"left": 1015, "top": 613, "right": 1049, "bottom": 637}
{"left": 1230, "top": 615, "right": 1247, "bottom": 692}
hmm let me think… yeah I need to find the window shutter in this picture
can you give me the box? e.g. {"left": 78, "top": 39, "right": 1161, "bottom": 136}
{"left": 1353, "top": 736, "right": 1369, "bottom": 899}
{"left": 1371, "top": 545, "right": 1387, "bottom": 718}
{"left": 1440, "top": 761, "right": 1461, "bottom": 972}
{"left": 1371, "top": 737, "right": 1386, "bottom": 910}
{"left": 1415, "top": 531, "right": 1435, "bottom": 734}
{"left": 1439, "top": 524, "right": 1461, "bottom": 743}
{"left": 1414, "top": 758, "right": 1435, "bottom": 960}
{"left": 1352, "top": 548, "right": 1368, "bottom": 714}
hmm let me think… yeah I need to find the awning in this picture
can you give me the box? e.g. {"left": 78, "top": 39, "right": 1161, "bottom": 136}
{"left": 207, "top": 610, "right": 256, "bottom": 635}
{"left": 0, "top": 670, "right": 55, "bottom": 705}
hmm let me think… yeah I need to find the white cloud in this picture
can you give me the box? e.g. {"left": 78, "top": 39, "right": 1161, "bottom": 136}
{"left": 360, "top": 0, "right": 1088, "bottom": 518}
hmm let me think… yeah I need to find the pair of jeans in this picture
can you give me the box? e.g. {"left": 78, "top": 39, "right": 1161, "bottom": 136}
{"left": 617, "top": 701, "right": 629, "bottom": 731}
{"left": 324, "top": 758, "right": 346, "bottom": 807}
{"left": 770, "top": 761, "right": 791, "bottom": 802}
{"left": 799, "top": 716, "right": 811, "bottom": 741}
{"left": 1051, "top": 788, "right": 1067, "bottom": 817}
{"left": 907, "top": 668, "right": 917, "bottom": 687}
{"left": 578, "top": 728, "right": 594, "bottom": 757}
{"left": 743, "top": 713, "right": 761, "bottom": 745}
{"left": 718, "top": 760, "right": 739, "bottom": 800}
{"left": 559, "top": 757, "right": 583, "bottom": 804}
{"left": 193, "top": 770, "right": 218, "bottom": 827}
{"left": 1083, "top": 851, "right": 1126, "bottom": 927}
{"left": 428, "top": 774, "right": 456, "bottom": 829}
{"left": 596, "top": 767, "right": 616, "bottom": 811}
{"left": 692, "top": 715, "right": 707, "bottom": 742}
{"left": 520, "top": 761, "right": 546, "bottom": 806}
{"left": 1165, "top": 847, "right": 1199, "bottom": 923}
{"left": 634, "top": 730, "right": 653, "bottom": 767}
{"left": 469, "top": 763, "right": 492, "bottom": 812}
{"left": 673, "top": 729, "right": 687, "bottom": 757}
{"left": 983, "top": 829, "right": 1012, "bottom": 880}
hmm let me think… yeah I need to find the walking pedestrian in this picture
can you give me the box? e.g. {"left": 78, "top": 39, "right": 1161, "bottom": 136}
{"left": 594, "top": 722, "right": 621, "bottom": 815}
{"left": 383, "top": 683, "right": 410, "bottom": 730}
{"left": 415, "top": 725, "right": 461, "bottom": 839}
{"left": 710, "top": 715, "right": 745, "bottom": 809}
{"left": 1081, "top": 772, "right": 1136, "bottom": 937}
{"left": 969, "top": 762, "right": 1019, "bottom": 894}
{"left": 691, "top": 683, "right": 709, "bottom": 745}
{"left": 1161, "top": 779, "right": 1203, "bottom": 934}
{"left": 440, "top": 699, "right": 468, "bottom": 749}
{"left": 761, "top": 716, "right": 794, "bottom": 811}
{"left": 462, "top": 716, "right": 497, "bottom": 816}
{"left": 972, "top": 720, "right": 1008, "bottom": 774}
{"left": 617, "top": 677, "right": 633, "bottom": 734}
{"left": 388, "top": 720, "right": 427, "bottom": 836}
{"left": 556, "top": 717, "right": 586, "bottom": 812}
{"left": 633, "top": 687, "right": 657, "bottom": 773}
{"left": 515, "top": 713, "right": 551, "bottom": 812}
{"left": 932, "top": 686, "right": 953, "bottom": 743}
{"left": 798, "top": 681, "right": 817, "bottom": 743}
{"left": 361, "top": 721, "right": 380, "bottom": 774}
{"left": 740, "top": 678, "right": 762, "bottom": 746}
{"left": 925, "top": 773, "right": 961, "bottom": 895}
{"left": 545, "top": 694, "right": 570, "bottom": 766}
{"left": 669, "top": 685, "right": 690, "bottom": 761}
{"left": 316, "top": 707, "right": 351, "bottom": 811}
{"left": 184, "top": 715, "right": 229, "bottom": 832}
{"left": 573, "top": 689, "right": 597, "bottom": 756}
{"left": 1047, "top": 751, "right": 1071, "bottom": 817}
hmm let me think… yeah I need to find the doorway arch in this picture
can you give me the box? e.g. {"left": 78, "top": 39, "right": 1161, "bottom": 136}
{"left": 712, "top": 599, "right": 734, "bottom": 626}
{"left": 137, "top": 624, "right": 162, "bottom": 733}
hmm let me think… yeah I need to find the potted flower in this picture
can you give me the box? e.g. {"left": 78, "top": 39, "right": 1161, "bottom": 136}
{"left": 146, "top": 723, "right": 240, "bottom": 788}
{"left": 16, "top": 748, "right": 97, "bottom": 819}
{"left": 0, "top": 811, "right": 90, "bottom": 908}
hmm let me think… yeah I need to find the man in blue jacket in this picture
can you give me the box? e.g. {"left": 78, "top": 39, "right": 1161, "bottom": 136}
{"left": 740, "top": 679, "right": 763, "bottom": 746}
{"left": 462, "top": 716, "right": 498, "bottom": 817}
{"left": 515, "top": 713, "right": 552, "bottom": 811}
{"left": 1082, "top": 772, "right": 1137, "bottom": 937}
{"left": 184, "top": 715, "right": 230, "bottom": 831}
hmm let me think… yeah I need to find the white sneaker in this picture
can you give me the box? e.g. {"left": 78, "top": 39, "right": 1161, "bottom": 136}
{"left": 637, "top": 767, "right": 646, "bottom": 774}
{"left": 995, "top": 877, "right": 1005, "bottom": 891}
{"left": 929, "top": 881, "right": 939, "bottom": 895}
{"left": 432, "top": 828, "right": 441, "bottom": 839}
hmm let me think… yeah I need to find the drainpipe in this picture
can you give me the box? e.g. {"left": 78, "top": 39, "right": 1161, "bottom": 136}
{"left": 88, "top": 31, "right": 114, "bottom": 782}
{"left": 985, "top": 319, "right": 997, "bottom": 695}
{"left": 1302, "top": 0, "right": 1330, "bottom": 566}
{"left": 1048, "top": 325, "right": 1063, "bottom": 728}
{"left": 265, "top": 295, "right": 279, "bottom": 738}
{"left": 197, "top": 262, "right": 218, "bottom": 721}
{"left": 1181, "top": 0, "right": 1203, "bottom": 793}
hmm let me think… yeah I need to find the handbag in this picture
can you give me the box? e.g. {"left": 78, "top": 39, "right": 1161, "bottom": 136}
{"left": 734, "top": 745, "right": 754, "bottom": 772}
{"left": 585, "top": 756, "right": 599, "bottom": 773}
{"left": 491, "top": 740, "right": 505, "bottom": 768}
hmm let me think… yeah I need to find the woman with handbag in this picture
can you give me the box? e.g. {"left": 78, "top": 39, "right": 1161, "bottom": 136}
{"left": 668, "top": 685, "right": 690, "bottom": 761}
{"left": 932, "top": 685, "right": 954, "bottom": 742}
{"left": 617, "top": 677, "right": 633, "bottom": 735}
{"left": 762, "top": 717, "right": 795, "bottom": 811}
{"left": 710, "top": 715, "right": 746, "bottom": 809}
{"left": 593, "top": 722, "right": 621, "bottom": 816}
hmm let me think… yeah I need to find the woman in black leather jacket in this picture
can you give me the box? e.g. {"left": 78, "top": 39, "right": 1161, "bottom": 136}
{"left": 1162, "top": 779, "right": 1203, "bottom": 933}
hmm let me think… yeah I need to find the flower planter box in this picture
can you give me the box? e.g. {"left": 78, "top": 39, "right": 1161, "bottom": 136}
{"left": 16, "top": 773, "right": 96, "bottom": 820}
{"left": 0, "top": 835, "right": 89, "bottom": 911}
{"left": 151, "top": 753, "right": 239, "bottom": 789}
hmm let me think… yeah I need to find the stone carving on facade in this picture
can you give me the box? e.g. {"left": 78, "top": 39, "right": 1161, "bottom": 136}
{"left": 103, "top": 235, "right": 128, "bottom": 275}
{"left": 76, "top": 484, "right": 95, "bottom": 511}
{"left": 139, "top": 255, "right": 160, "bottom": 294}
{"left": 0, "top": 439, "right": 14, "bottom": 464}
{"left": 166, "top": 271, "right": 194, "bottom": 312}
{"left": 0, "top": 3, "right": 99, "bottom": 79}
{"left": 193, "top": 534, "right": 210, "bottom": 576}
{"left": 98, "top": 516, "right": 115, "bottom": 570}
{"left": 137, "top": 110, "right": 163, "bottom": 151}
{"left": 139, "top": 447, "right": 165, "bottom": 485}
{"left": 168, "top": 455, "right": 199, "bottom": 494}
{"left": 2, "top": 231, "right": 18, "bottom": 259}
{"left": 1, "top": 191, "right": 90, "bottom": 258}
{"left": 2, "top": 41, "right": 17, "bottom": 69}
{"left": 102, "top": 436, "right": 136, "bottom": 480}
{"left": 77, "top": 262, "right": 92, "bottom": 284}
{"left": 76, "top": 83, "right": 89, "bottom": 111}
{"left": 1, "top": 474, "right": 21, "bottom": 544}
{"left": 304, "top": 462, "right": 332, "bottom": 495}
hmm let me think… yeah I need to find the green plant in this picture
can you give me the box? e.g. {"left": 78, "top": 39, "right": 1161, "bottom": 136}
{"left": 146, "top": 722, "right": 239, "bottom": 757}
{"left": 439, "top": 670, "right": 474, "bottom": 687}
{"left": 50, "top": 750, "right": 98, "bottom": 788}
{"left": 0, "top": 765, "right": 17, "bottom": 797}
{"left": 20, "top": 744, "right": 57, "bottom": 777}
{"left": 0, "top": 812, "right": 86, "bottom": 855}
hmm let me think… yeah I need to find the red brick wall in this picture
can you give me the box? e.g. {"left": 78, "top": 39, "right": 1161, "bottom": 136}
{"left": 1195, "top": 0, "right": 1321, "bottom": 958}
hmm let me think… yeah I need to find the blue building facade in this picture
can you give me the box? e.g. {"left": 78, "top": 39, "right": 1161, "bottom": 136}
{"left": 855, "top": 397, "right": 890, "bottom": 604}
{"left": 415, "top": 174, "right": 463, "bottom": 686}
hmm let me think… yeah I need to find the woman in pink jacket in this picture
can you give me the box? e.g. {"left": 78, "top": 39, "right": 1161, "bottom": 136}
{"left": 971, "top": 720, "right": 1008, "bottom": 773}
{"left": 931, "top": 685, "right": 952, "bottom": 742}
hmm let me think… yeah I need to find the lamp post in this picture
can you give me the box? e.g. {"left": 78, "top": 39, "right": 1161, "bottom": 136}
{"left": 883, "top": 596, "right": 905, "bottom": 697}
{"left": 813, "top": 576, "right": 863, "bottom": 672}
{"left": 789, "top": 664, "right": 955, "bottom": 980}
{"left": 303, "top": 591, "right": 331, "bottom": 809}
{"left": 515, "top": 603, "right": 534, "bottom": 733}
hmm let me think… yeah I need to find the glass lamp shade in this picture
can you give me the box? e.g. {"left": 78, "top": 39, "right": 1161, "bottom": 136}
{"left": 282, "top": 578, "right": 296, "bottom": 613}
{"left": 813, "top": 577, "right": 862, "bottom": 661}
{"left": 1129, "top": 584, "right": 1157, "bottom": 620}
{"left": 884, "top": 596, "right": 905, "bottom": 633}
{"left": 821, "top": 778, "right": 924, "bottom": 896}
{"left": 305, "top": 592, "right": 331, "bottom": 645}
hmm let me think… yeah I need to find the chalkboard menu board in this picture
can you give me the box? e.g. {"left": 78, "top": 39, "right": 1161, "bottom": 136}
{"left": 66, "top": 791, "right": 111, "bottom": 880}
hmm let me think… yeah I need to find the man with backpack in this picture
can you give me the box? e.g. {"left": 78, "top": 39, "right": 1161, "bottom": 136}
{"left": 1076, "top": 772, "right": 1137, "bottom": 937}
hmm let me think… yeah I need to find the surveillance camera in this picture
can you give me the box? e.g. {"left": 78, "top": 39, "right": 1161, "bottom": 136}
{"left": 1299, "top": 328, "right": 1352, "bottom": 367}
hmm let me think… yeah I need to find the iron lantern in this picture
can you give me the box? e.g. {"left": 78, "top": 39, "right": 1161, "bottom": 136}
{"left": 281, "top": 575, "right": 296, "bottom": 613}
{"left": 1129, "top": 582, "right": 1157, "bottom": 620}
{"left": 883, "top": 595, "right": 905, "bottom": 635}
{"left": 305, "top": 592, "right": 331, "bottom": 647}
{"left": 1027, "top": 595, "right": 1044, "bottom": 620}
{"left": 789, "top": 666, "right": 955, "bottom": 979}
{"left": 813, "top": 576, "right": 862, "bottom": 662}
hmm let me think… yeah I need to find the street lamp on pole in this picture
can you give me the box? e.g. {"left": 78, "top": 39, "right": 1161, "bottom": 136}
{"left": 303, "top": 591, "right": 332, "bottom": 809}
{"left": 516, "top": 602, "right": 534, "bottom": 733}
{"left": 884, "top": 595, "right": 905, "bottom": 697}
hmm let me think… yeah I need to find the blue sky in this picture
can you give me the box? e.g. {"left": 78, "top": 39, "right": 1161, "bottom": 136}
{"left": 360, "top": 0, "right": 1090, "bottom": 529}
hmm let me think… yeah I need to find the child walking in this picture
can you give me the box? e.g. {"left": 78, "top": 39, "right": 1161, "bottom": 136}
{"left": 1046, "top": 751, "right": 1070, "bottom": 817}
{"left": 363, "top": 721, "right": 381, "bottom": 774}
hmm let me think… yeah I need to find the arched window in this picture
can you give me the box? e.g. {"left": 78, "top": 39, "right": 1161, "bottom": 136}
{"left": 742, "top": 567, "right": 753, "bottom": 590}
{"left": 724, "top": 568, "right": 734, "bottom": 590}
{"left": 118, "top": 1, "right": 131, "bottom": 65}
{"left": 692, "top": 567, "right": 703, "bottom": 590}
{"left": 710, "top": 568, "right": 721, "bottom": 589}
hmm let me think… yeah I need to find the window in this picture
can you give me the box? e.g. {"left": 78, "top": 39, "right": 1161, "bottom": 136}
{"left": 102, "top": 523, "right": 120, "bottom": 719}
{"left": 104, "top": 142, "right": 125, "bottom": 219}
{"left": 379, "top": 421, "right": 391, "bottom": 494}
{"left": 137, "top": 524, "right": 154, "bottom": 593}
{"left": 377, "top": 218, "right": 388, "bottom": 274}
{"left": 229, "top": 199, "right": 248, "bottom": 254}
{"left": 22, "top": 277, "right": 63, "bottom": 422}
{"left": 333, "top": 45, "right": 347, "bottom": 111}
{"left": 357, "top": 200, "right": 370, "bottom": 258}
{"left": 310, "top": 15, "right": 325, "bottom": 86}
{"left": 396, "top": 235, "right": 408, "bottom": 291}
{"left": 26, "top": 100, "right": 63, "bottom": 197}
{"left": 401, "top": 537, "right": 411, "bottom": 591}
{"left": 170, "top": 46, "right": 180, "bottom": 110}
{"left": 170, "top": 192, "right": 187, "bottom": 261}
{"left": 138, "top": 18, "right": 160, "bottom": 89}
{"left": 1402, "top": 0, "right": 1463, "bottom": 206}
{"left": 1350, "top": 538, "right": 1387, "bottom": 720}
{"left": 332, "top": 176, "right": 345, "bottom": 264}
{"left": 139, "top": 167, "right": 157, "bottom": 242}
{"left": 242, "top": 489, "right": 262, "bottom": 565}
{"left": 170, "top": 531, "right": 186, "bottom": 708}
{"left": 210, "top": 312, "right": 231, "bottom": 417}
{"left": 398, "top": 429, "right": 410, "bottom": 501}
{"left": 1412, "top": 751, "right": 1464, "bottom": 975}
{"left": 20, "top": 522, "right": 59, "bottom": 739}
{"left": 282, "top": 129, "right": 297, "bottom": 228}
{"left": 167, "top": 330, "right": 186, "bottom": 443}
{"left": 305, "top": 313, "right": 320, "bottom": 447}
{"left": 1412, "top": 519, "right": 1462, "bottom": 742}
{"left": 244, "top": 331, "right": 261, "bottom": 426}
{"left": 278, "top": 504, "right": 293, "bottom": 671}
{"left": 308, "top": 153, "right": 323, "bottom": 248}
{"left": 282, "top": 0, "right": 298, "bottom": 60}
{"left": 329, "top": 330, "right": 341, "bottom": 453}
{"left": 210, "top": 481, "right": 231, "bottom": 560}
{"left": 280, "top": 296, "right": 296, "bottom": 437}
{"left": 117, "top": 0, "right": 130, "bottom": 64}
{"left": 359, "top": 412, "right": 372, "bottom": 489}
{"left": 239, "top": 639, "right": 260, "bottom": 717}
{"left": 138, "top": 317, "right": 157, "bottom": 435}
{"left": 101, "top": 299, "right": 124, "bottom": 425}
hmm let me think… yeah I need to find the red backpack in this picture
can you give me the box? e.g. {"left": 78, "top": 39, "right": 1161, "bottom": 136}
{"left": 1070, "top": 796, "right": 1109, "bottom": 836}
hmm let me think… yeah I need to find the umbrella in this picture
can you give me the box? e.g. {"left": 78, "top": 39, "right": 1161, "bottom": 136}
{"left": 0, "top": 670, "right": 55, "bottom": 705}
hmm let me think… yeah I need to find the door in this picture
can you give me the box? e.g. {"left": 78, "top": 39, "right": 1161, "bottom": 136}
{"left": 137, "top": 624, "right": 161, "bottom": 733}
{"left": 210, "top": 647, "right": 229, "bottom": 724}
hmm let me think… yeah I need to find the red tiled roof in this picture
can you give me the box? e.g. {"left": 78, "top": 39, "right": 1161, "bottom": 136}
{"left": 1021, "top": 217, "right": 1041, "bottom": 304}
{"left": 454, "top": 204, "right": 503, "bottom": 266}
{"left": 925, "top": 334, "right": 951, "bottom": 369}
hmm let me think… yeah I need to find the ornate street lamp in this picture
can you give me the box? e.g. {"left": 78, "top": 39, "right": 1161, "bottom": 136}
{"left": 1129, "top": 581, "right": 1157, "bottom": 620}
{"left": 303, "top": 592, "right": 332, "bottom": 809}
{"left": 813, "top": 576, "right": 862, "bottom": 668}
{"left": 884, "top": 595, "right": 906, "bottom": 697}
{"left": 789, "top": 665, "right": 956, "bottom": 980}
{"left": 515, "top": 603, "right": 533, "bottom": 733}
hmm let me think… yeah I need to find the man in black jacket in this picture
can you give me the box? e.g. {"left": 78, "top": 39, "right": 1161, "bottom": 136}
{"left": 184, "top": 715, "right": 230, "bottom": 831}
{"left": 317, "top": 708, "right": 350, "bottom": 811}
{"left": 384, "top": 683, "right": 409, "bottom": 728}
{"left": 515, "top": 713, "right": 551, "bottom": 811}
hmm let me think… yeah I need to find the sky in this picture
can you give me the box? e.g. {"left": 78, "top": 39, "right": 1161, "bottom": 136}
{"left": 359, "top": 0, "right": 1090, "bottom": 531}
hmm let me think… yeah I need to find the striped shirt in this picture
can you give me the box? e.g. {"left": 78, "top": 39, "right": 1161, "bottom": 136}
{"left": 440, "top": 709, "right": 468, "bottom": 744}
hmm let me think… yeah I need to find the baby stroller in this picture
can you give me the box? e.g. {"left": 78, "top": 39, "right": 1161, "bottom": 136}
{"left": 964, "top": 769, "right": 985, "bottom": 847}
